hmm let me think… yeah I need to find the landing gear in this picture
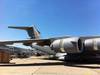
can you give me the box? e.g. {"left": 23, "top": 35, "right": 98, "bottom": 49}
{"left": 35, "top": 53, "right": 41, "bottom": 56}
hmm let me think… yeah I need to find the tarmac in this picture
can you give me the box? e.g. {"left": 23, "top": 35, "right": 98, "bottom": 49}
{"left": 0, "top": 56, "right": 99, "bottom": 75}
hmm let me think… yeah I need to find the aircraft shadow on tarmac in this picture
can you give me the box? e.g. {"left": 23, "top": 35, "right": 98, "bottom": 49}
{"left": 0, "top": 59, "right": 100, "bottom": 69}
{"left": 42, "top": 57, "right": 100, "bottom": 69}
{"left": 64, "top": 60, "right": 100, "bottom": 69}
{"left": 0, "top": 62, "right": 64, "bottom": 66}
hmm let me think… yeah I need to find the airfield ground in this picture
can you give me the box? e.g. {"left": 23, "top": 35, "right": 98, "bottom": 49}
{"left": 0, "top": 56, "right": 99, "bottom": 75}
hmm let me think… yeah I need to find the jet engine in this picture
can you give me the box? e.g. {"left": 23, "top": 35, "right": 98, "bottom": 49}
{"left": 84, "top": 38, "right": 100, "bottom": 51}
{"left": 50, "top": 37, "right": 82, "bottom": 53}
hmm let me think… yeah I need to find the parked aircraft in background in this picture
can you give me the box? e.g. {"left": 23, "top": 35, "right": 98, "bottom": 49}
{"left": 0, "top": 25, "right": 100, "bottom": 61}
{"left": 0, "top": 45, "right": 37, "bottom": 58}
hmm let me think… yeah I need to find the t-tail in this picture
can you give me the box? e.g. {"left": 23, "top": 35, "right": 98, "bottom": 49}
{"left": 8, "top": 25, "right": 40, "bottom": 39}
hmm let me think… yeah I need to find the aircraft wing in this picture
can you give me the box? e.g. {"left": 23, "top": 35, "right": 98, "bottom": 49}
{"left": 0, "top": 36, "right": 100, "bottom": 46}
{"left": 0, "top": 36, "right": 68, "bottom": 46}
{"left": 0, "top": 39, "right": 50, "bottom": 46}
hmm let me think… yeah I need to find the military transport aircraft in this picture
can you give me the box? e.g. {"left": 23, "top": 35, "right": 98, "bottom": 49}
{"left": 0, "top": 25, "right": 100, "bottom": 61}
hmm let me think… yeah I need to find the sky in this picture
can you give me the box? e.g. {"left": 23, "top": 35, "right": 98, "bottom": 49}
{"left": 0, "top": 0, "right": 100, "bottom": 41}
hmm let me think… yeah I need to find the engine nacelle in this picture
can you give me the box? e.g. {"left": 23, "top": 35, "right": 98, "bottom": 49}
{"left": 84, "top": 38, "right": 100, "bottom": 51}
{"left": 50, "top": 37, "right": 82, "bottom": 53}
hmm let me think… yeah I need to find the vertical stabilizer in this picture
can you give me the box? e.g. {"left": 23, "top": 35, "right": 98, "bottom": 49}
{"left": 8, "top": 25, "right": 40, "bottom": 39}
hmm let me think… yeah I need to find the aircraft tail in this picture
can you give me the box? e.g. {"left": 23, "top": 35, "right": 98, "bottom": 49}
{"left": 8, "top": 25, "right": 40, "bottom": 39}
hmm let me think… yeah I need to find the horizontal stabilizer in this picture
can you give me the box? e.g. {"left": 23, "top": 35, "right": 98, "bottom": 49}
{"left": 8, "top": 26, "right": 33, "bottom": 30}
